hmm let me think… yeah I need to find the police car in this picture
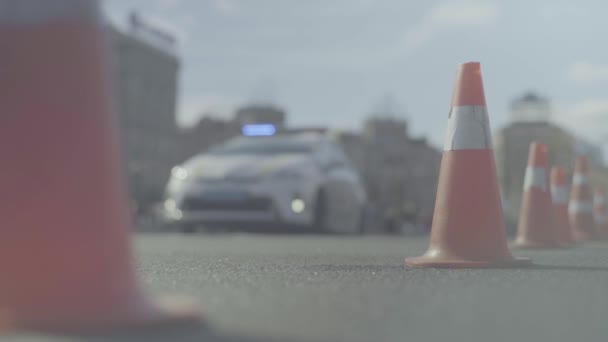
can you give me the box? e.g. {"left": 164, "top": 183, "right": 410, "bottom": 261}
{"left": 163, "top": 125, "right": 368, "bottom": 233}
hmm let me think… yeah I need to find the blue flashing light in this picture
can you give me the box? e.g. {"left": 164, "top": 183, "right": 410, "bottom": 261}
{"left": 242, "top": 124, "right": 276, "bottom": 137}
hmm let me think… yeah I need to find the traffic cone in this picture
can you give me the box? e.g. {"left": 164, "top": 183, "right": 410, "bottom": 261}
{"left": 513, "top": 143, "right": 561, "bottom": 249}
{"left": 0, "top": 0, "right": 198, "bottom": 332}
{"left": 593, "top": 187, "right": 608, "bottom": 239}
{"left": 405, "top": 62, "right": 530, "bottom": 268}
{"left": 550, "top": 166, "right": 575, "bottom": 247}
{"left": 569, "top": 156, "right": 595, "bottom": 241}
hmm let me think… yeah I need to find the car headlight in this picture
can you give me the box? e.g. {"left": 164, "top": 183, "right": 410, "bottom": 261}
{"left": 171, "top": 166, "right": 189, "bottom": 181}
{"left": 164, "top": 199, "right": 178, "bottom": 211}
{"left": 290, "top": 198, "right": 306, "bottom": 213}
{"left": 163, "top": 199, "right": 183, "bottom": 220}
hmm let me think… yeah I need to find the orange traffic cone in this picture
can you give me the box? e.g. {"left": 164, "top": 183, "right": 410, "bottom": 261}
{"left": 405, "top": 62, "right": 530, "bottom": 268}
{"left": 550, "top": 167, "right": 575, "bottom": 247}
{"left": 569, "top": 156, "right": 595, "bottom": 241}
{"left": 513, "top": 143, "right": 561, "bottom": 248}
{"left": 593, "top": 187, "right": 608, "bottom": 239}
{"left": 0, "top": 0, "right": 197, "bottom": 332}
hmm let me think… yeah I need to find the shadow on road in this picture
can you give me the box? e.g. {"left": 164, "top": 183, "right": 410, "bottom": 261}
{"left": 303, "top": 264, "right": 408, "bottom": 272}
{"left": 45, "top": 323, "right": 301, "bottom": 342}
{"left": 525, "top": 264, "right": 608, "bottom": 272}
{"left": 304, "top": 264, "right": 608, "bottom": 272}
{"left": 135, "top": 221, "right": 391, "bottom": 236}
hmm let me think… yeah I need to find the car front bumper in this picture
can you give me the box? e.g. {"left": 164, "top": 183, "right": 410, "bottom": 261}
{"left": 163, "top": 179, "right": 318, "bottom": 227}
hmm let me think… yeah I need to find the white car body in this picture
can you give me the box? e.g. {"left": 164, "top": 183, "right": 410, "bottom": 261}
{"left": 163, "top": 132, "right": 367, "bottom": 233}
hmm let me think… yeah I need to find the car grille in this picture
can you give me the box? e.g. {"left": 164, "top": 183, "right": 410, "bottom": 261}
{"left": 193, "top": 176, "right": 260, "bottom": 184}
{"left": 181, "top": 197, "right": 273, "bottom": 212}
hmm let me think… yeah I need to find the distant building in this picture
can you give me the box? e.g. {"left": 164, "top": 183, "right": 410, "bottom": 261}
{"left": 334, "top": 132, "right": 367, "bottom": 174}
{"left": 235, "top": 105, "right": 286, "bottom": 129}
{"left": 574, "top": 139, "right": 604, "bottom": 166}
{"left": 107, "top": 13, "right": 180, "bottom": 209}
{"left": 176, "top": 104, "right": 287, "bottom": 163}
{"left": 363, "top": 117, "right": 408, "bottom": 144}
{"left": 336, "top": 117, "right": 441, "bottom": 232}
{"left": 494, "top": 92, "right": 607, "bottom": 224}
{"left": 495, "top": 121, "right": 575, "bottom": 223}
{"left": 362, "top": 118, "right": 411, "bottom": 216}
{"left": 176, "top": 116, "right": 240, "bottom": 163}
{"left": 510, "top": 92, "right": 552, "bottom": 123}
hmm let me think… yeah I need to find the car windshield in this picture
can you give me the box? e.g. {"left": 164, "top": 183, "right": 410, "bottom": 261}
{"left": 209, "top": 137, "right": 315, "bottom": 155}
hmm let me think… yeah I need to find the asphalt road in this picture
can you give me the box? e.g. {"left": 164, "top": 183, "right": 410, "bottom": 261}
{"left": 9, "top": 233, "right": 608, "bottom": 342}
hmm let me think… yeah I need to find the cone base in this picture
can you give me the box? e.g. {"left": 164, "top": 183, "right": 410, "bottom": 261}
{"left": 0, "top": 296, "right": 200, "bottom": 334}
{"left": 405, "top": 255, "right": 532, "bottom": 269}
{"left": 573, "top": 230, "right": 596, "bottom": 242}
{"left": 558, "top": 241, "right": 576, "bottom": 248}
{"left": 591, "top": 231, "right": 608, "bottom": 241}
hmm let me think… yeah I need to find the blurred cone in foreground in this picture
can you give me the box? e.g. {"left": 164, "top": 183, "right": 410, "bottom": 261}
{"left": 593, "top": 187, "right": 608, "bottom": 239}
{"left": 405, "top": 62, "right": 530, "bottom": 268}
{"left": 569, "top": 156, "right": 595, "bottom": 241}
{"left": 0, "top": 0, "right": 197, "bottom": 332}
{"left": 513, "top": 143, "right": 561, "bottom": 249}
{"left": 550, "top": 167, "right": 575, "bottom": 247}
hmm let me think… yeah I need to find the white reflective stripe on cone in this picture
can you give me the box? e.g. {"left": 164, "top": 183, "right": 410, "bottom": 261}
{"left": 572, "top": 173, "right": 590, "bottom": 186}
{"left": 551, "top": 185, "right": 569, "bottom": 204}
{"left": 0, "top": 0, "right": 98, "bottom": 24}
{"left": 569, "top": 200, "right": 594, "bottom": 214}
{"left": 444, "top": 105, "right": 493, "bottom": 151}
{"left": 523, "top": 167, "right": 547, "bottom": 191}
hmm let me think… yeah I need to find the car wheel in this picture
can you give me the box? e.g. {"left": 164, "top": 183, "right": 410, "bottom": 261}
{"left": 180, "top": 223, "right": 197, "bottom": 234}
{"left": 356, "top": 206, "right": 367, "bottom": 234}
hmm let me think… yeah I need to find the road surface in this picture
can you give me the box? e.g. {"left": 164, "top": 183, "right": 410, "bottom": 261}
{"left": 10, "top": 233, "right": 608, "bottom": 342}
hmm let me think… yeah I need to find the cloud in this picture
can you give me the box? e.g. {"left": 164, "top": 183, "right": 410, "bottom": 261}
{"left": 553, "top": 99, "right": 608, "bottom": 142}
{"left": 539, "top": 4, "right": 589, "bottom": 21}
{"left": 568, "top": 62, "right": 608, "bottom": 84}
{"left": 405, "top": 0, "right": 499, "bottom": 50}
{"left": 429, "top": 0, "right": 498, "bottom": 27}
{"left": 568, "top": 99, "right": 608, "bottom": 118}
{"left": 404, "top": 24, "right": 436, "bottom": 50}
{"left": 154, "top": 0, "right": 181, "bottom": 12}
{"left": 177, "top": 94, "right": 240, "bottom": 127}
{"left": 213, "top": 0, "right": 239, "bottom": 14}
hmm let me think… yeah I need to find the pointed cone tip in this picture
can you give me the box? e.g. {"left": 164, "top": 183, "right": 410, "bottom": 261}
{"left": 551, "top": 166, "right": 567, "bottom": 186}
{"left": 451, "top": 62, "right": 486, "bottom": 107}
{"left": 528, "top": 142, "right": 548, "bottom": 167}
{"left": 575, "top": 156, "right": 589, "bottom": 173}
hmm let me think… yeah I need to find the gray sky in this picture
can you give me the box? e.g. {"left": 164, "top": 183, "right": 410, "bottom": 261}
{"left": 105, "top": 0, "right": 608, "bottom": 148}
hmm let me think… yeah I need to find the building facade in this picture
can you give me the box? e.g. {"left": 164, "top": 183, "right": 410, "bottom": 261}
{"left": 176, "top": 104, "right": 287, "bottom": 163}
{"left": 234, "top": 105, "right": 286, "bottom": 129}
{"left": 107, "top": 14, "right": 180, "bottom": 210}
{"left": 494, "top": 92, "right": 607, "bottom": 225}
{"left": 176, "top": 116, "right": 241, "bottom": 163}
{"left": 495, "top": 121, "right": 576, "bottom": 223}
{"left": 510, "top": 92, "right": 552, "bottom": 123}
{"left": 336, "top": 117, "right": 441, "bottom": 233}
